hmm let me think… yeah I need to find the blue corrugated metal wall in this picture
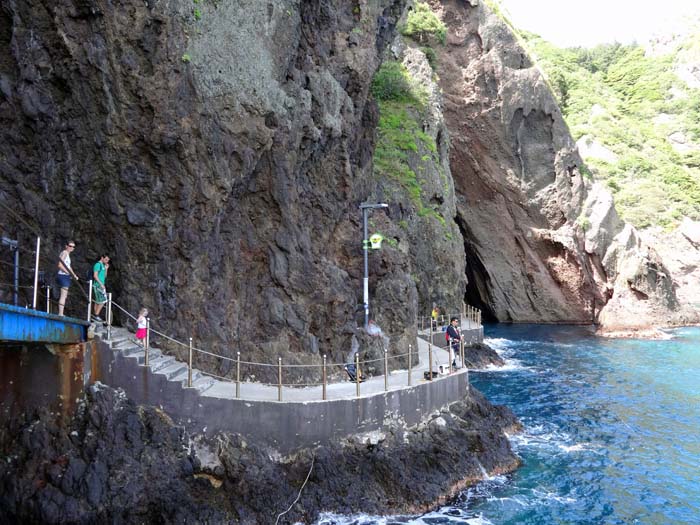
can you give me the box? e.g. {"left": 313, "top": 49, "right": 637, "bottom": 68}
{"left": 0, "top": 303, "right": 88, "bottom": 344}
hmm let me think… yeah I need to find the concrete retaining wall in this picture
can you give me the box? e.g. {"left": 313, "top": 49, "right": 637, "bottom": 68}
{"left": 89, "top": 338, "right": 470, "bottom": 454}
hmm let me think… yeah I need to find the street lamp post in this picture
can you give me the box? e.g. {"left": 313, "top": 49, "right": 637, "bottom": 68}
{"left": 360, "top": 202, "right": 388, "bottom": 328}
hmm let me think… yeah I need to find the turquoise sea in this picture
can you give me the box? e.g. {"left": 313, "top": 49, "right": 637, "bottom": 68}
{"left": 317, "top": 325, "right": 700, "bottom": 524}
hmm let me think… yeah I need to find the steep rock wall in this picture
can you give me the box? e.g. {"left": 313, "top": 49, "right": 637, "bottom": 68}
{"left": 431, "top": 0, "right": 698, "bottom": 330}
{"left": 1, "top": 0, "right": 695, "bottom": 366}
{"left": 0, "top": 0, "right": 470, "bottom": 377}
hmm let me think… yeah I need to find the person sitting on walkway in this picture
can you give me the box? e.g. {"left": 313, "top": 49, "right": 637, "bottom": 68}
{"left": 344, "top": 340, "right": 365, "bottom": 382}
{"left": 57, "top": 241, "right": 80, "bottom": 316}
{"left": 446, "top": 316, "right": 462, "bottom": 369}
{"left": 91, "top": 254, "right": 110, "bottom": 321}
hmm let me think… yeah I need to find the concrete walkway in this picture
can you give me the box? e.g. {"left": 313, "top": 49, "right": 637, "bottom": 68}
{"left": 95, "top": 320, "right": 481, "bottom": 403}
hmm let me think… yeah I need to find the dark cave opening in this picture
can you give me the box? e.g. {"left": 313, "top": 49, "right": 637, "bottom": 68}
{"left": 455, "top": 214, "right": 499, "bottom": 322}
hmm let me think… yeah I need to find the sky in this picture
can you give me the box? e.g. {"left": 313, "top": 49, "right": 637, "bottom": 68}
{"left": 498, "top": 0, "right": 700, "bottom": 47}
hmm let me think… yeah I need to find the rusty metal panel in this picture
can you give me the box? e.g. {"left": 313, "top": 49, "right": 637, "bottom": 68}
{"left": 0, "top": 303, "right": 88, "bottom": 344}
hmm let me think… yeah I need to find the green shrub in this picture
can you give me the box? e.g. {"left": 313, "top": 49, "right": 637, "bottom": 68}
{"left": 521, "top": 34, "right": 700, "bottom": 228}
{"left": 576, "top": 215, "right": 591, "bottom": 232}
{"left": 373, "top": 101, "right": 439, "bottom": 217}
{"left": 371, "top": 61, "right": 427, "bottom": 106}
{"left": 421, "top": 46, "right": 437, "bottom": 70}
{"left": 401, "top": 2, "right": 447, "bottom": 45}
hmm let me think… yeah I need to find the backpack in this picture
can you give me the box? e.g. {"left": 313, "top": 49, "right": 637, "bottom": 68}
{"left": 445, "top": 330, "right": 450, "bottom": 343}
{"left": 87, "top": 261, "right": 103, "bottom": 283}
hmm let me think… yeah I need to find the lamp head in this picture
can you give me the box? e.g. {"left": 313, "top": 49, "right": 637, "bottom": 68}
{"left": 360, "top": 202, "right": 389, "bottom": 210}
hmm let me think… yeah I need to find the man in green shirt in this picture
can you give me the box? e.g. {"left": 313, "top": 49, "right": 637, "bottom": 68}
{"left": 92, "top": 254, "right": 110, "bottom": 322}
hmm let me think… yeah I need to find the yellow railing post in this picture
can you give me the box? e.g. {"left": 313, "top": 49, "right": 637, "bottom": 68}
{"left": 448, "top": 338, "right": 453, "bottom": 374}
{"left": 188, "top": 337, "right": 193, "bottom": 388}
{"left": 407, "top": 344, "right": 412, "bottom": 386}
{"left": 145, "top": 318, "right": 150, "bottom": 367}
{"left": 322, "top": 354, "right": 327, "bottom": 401}
{"left": 428, "top": 321, "right": 433, "bottom": 381}
{"left": 278, "top": 357, "right": 282, "bottom": 401}
{"left": 235, "top": 352, "right": 240, "bottom": 398}
{"left": 106, "top": 292, "right": 112, "bottom": 341}
{"left": 355, "top": 353, "right": 360, "bottom": 397}
{"left": 384, "top": 349, "right": 388, "bottom": 391}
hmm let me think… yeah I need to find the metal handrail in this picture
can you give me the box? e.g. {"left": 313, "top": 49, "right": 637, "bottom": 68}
{"left": 111, "top": 301, "right": 137, "bottom": 321}
{"left": 109, "top": 299, "right": 465, "bottom": 372}
{"left": 99, "top": 298, "right": 473, "bottom": 401}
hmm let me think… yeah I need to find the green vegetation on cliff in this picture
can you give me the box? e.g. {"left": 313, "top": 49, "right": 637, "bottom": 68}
{"left": 400, "top": 2, "right": 447, "bottom": 45}
{"left": 371, "top": 61, "right": 444, "bottom": 225}
{"left": 522, "top": 33, "right": 700, "bottom": 228}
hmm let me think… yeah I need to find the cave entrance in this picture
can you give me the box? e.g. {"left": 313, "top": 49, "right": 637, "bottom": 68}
{"left": 455, "top": 214, "right": 499, "bottom": 322}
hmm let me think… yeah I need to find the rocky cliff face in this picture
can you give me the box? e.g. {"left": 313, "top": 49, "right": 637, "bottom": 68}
{"left": 1, "top": 0, "right": 696, "bottom": 378}
{"left": 0, "top": 0, "right": 471, "bottom": 377}
{"left": 0, "top": 383, "right": 520, "bottom": 524}
{"left": 640, "top": 219, "right": 700, "bottom": 313}
{"left": 430, "top": 0, "right": 699, "bottom": 331}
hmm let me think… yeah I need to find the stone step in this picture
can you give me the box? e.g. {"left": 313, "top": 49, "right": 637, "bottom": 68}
{"left": 171, "top": 368, "right": 202, "bottom": 385}
{"left": 193, "top": 376, "right": 217, "bottom": 394}
{"left": 149, "top": 355, "right": 176, "bottom": 372}
{"left": 122, "top": 344, "right": 146, "bottom": 357}
{"left": 111, "top": 336, "right": 133, "bottom": 349}
{"left": 157, "top": 362, "right": 188, "bottom": 380}
{"left": 134, "top": 349, "right": 162, "bottom": 365}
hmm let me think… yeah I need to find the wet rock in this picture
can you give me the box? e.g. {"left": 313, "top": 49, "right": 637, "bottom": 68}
{"left": 463, "top": 342, "right": 505, "bottom": 369}
{"left": 0, "top": 384, "right": 231, "bottom": 524}
{"left": 0, "top": 383, "right": 520, "bottom": 524}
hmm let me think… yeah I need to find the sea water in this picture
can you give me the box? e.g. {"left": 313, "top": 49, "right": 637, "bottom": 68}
{"left": 316, "top": 325, "right": 700, "bottom": 524}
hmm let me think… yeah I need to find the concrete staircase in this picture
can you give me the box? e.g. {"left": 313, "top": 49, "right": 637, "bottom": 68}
{"left": 95, "top": 325, "right": 217, "bottom": 395}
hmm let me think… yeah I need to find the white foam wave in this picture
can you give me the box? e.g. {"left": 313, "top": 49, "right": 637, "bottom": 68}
{"left": 559, "top": 443, "right": 585, "bottom": 452}
{"left": 530, "top": 488, "right": 577, "bottom": 505}
{"left": 482, "top": 488, "right": 576, "bottom": 509}
{"left": 314, "top": 510, "right": 494, "bottom": 525}
{"left": 558, "top": 442, "right": 600, "bottom": 453}
{"left": 485, "top": 494, "right": 530, "bottom": 507}
{"left": 509, "top": 424, "right": 573, "bottom": 451}
{"left": 490, "top": 358, "right": 528, "bottom": 371}
{"left": 483, "top": 337, "right": 511, "bottom": 350}
{"left": 486, "top": 337, "right": 578, "bottom": 349}
{"left": 656, "top": 330, "right": 676, "bottom": 340}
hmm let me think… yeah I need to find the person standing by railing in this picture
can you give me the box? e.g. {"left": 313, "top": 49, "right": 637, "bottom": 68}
{"left": 56, "top": 241, "right": 79, "bottom": 316}
{"left": 446, "top": 316, "right": 462, "bottom": 369}
{"left": 91, "top": 254, "right": 110, "bottom": 321}
{"left": 431, "top": 305, "right": 439, "bottom": 330}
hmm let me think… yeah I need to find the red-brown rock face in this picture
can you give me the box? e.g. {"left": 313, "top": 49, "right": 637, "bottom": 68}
{"left": 432, "top": 0, "right": 698, "bottom": 330}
